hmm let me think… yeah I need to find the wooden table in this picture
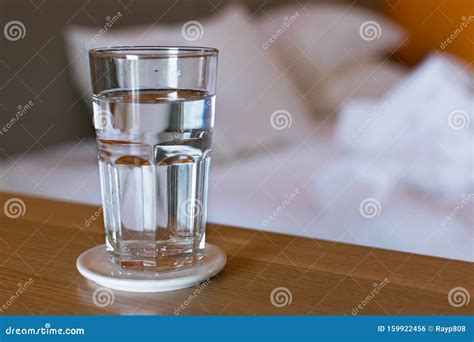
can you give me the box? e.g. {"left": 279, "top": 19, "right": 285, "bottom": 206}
{"left": 0, "top": 192, "right": 472, "bottom": 315}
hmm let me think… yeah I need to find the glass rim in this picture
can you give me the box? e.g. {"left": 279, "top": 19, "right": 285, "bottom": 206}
{"left": 89, "top": 46, "right": 219, "bottom": 59}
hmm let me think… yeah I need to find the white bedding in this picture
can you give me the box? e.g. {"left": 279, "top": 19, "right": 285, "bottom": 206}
{"left": 1, "top": 128, "right": 472, "bottom": 262}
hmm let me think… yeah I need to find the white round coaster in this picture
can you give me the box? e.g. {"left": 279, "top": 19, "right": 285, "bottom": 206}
{"left": 76, "top": 244, "right": 226, "bottom": 293}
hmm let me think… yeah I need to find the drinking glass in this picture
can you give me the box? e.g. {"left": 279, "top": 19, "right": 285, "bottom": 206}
{"left": 89, "top": 46, "right": 218, "bottom": 272}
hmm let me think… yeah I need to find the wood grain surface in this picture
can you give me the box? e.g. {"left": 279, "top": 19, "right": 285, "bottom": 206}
{"left": 0, "top": 192, "right": 472, "bottom": 315}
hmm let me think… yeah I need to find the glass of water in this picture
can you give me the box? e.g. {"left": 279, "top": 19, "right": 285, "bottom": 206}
{"left": 89, "top": 46, "right": 218, "bottom": 272}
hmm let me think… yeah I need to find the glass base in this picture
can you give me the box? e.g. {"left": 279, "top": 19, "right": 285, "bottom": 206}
{"left": 77, "top": 243, "right": 225, "bottom": 293}
{"left": 106, "top": 240, "right": 204, "bottom": 273}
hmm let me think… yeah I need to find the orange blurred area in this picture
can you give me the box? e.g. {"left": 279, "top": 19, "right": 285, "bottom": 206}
{"left": 385, "top": 0, "right": 473, "bottom": 65}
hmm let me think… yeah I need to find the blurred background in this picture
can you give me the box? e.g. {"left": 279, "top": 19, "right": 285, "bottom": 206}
{"left": 0, "top": 0, "right": 472, "bottom": 261}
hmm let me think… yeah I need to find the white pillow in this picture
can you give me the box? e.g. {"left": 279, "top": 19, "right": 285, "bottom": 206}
{"left": 256, "top": 4, "right": 405, "bottom": 109}
{"left": 336, "top": 54, "right": 474, "bottom": 197}
{"left": 64, "top": 5, "right": 314, "bottom": 163}
{"left": 310, "top": 59, "right": 407, "bottom": 112}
